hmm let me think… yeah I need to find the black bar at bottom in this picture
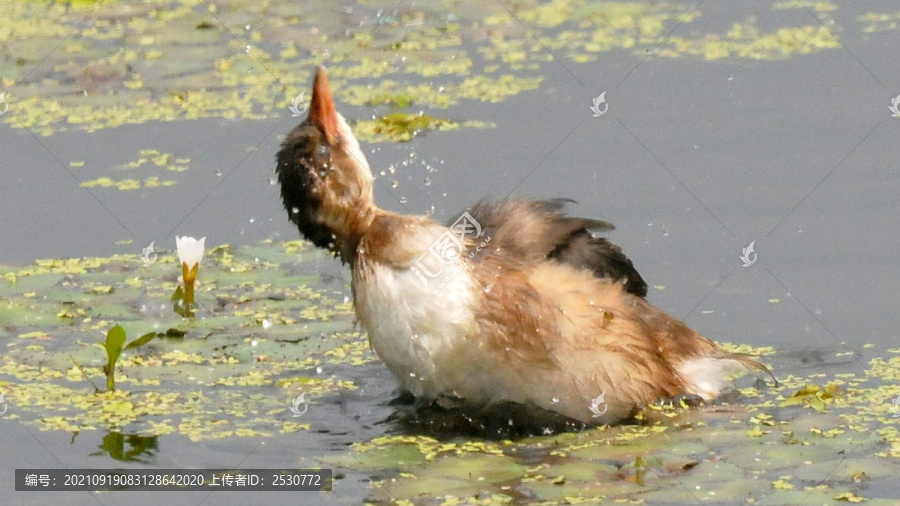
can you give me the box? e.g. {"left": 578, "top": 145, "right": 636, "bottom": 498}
{"left": 15, "top": 469, "right": 332, "bottom": 491}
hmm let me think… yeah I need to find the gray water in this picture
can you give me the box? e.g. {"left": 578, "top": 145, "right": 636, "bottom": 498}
{"left": 2, "top": 0, "right": 900, "bottom": 504}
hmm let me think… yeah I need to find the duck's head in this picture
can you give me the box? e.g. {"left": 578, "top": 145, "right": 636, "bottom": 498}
{"left": 276, "top": 67, "right": 375, "bottom": 261}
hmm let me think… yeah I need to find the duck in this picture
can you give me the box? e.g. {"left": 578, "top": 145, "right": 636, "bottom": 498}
{"left": 275, "top": 67, "right": 766, "bottom": 425}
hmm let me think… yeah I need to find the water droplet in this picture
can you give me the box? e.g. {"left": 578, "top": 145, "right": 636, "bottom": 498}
{"left": 249, "top": 218, "right": 255, "bottom": 224}
{"left": 245, "top": 24, "right": 251, "bottom": 30}
{"left": 262, "top": 318, "right": 272, "bottom": 330}
{"left": 551, "top": 397, "right": 560, "bottom": 403}
{"left": 423, "top": 178, "right": 431, "bottom": 186}
{"left": 251, "top": 339, "right": 258, "bottom": 347}
{"left": 291, "top": 207, "right": 300, "bottom": 214}
{"left": 315, "top": 366, "right": 323, "bottom": 374}
{"left": 215, "top": 169, "right": 222, "bottom": 176}
{"left": 409, "top": 372, "right": 416, "bottom": 378}
{"left": 269, "top": 177, "right": 277, "bottom": 185}
{"left": 245, "top": 45, "right": 251, "bottom": 53}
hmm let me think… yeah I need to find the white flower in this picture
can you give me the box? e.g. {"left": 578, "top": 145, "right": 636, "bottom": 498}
{"left": 175, "top": 236, "right": 206, "bottom": 268}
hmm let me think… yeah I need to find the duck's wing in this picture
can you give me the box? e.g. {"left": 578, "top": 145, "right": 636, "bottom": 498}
{"left": 450, "top": 198, "right": 648, "bottom": 297}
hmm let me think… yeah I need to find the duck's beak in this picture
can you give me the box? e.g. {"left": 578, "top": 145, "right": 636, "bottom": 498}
{"left": 309, "top": 66, "right": 338, "bottom": 145}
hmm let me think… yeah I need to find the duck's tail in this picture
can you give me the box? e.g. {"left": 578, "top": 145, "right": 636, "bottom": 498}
{"left": 727, "top": 352, "right": 778, "bottom": 387}
{"left": 676, "top": 353, "right": 776, "bottom": 401}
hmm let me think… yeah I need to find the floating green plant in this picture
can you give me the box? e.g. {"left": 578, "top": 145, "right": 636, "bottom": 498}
{"left": 101, "top": 325, "right": 156, "bottom": 392}
{"left": 780, "top": 382, "right": 841, "bottom": 412}
{"left": 80, "top": 177, "right": 177, "bottom": 191}
{"left": 362, "top": 112, "right": 452, "bottom": 142}
{"left": 353, "top": 113, "right": 500, "bottom": 143}
{"left": 5, "top": 237, "right": 900, "bottom": 503}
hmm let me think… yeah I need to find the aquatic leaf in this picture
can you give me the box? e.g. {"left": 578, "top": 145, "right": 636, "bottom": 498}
{"left": 103, "top": 325, "right": 127, "bottom": 391}
{"left": 772, "top": 478, "right": 794, "bottom": 490}
{"left": 834, "top": 492, "right": 865, "bottom": 503}
{"left": 164, "top": 328, "right": 186, "bottom": 338}
{"left": 18, "top": 331, "right": 50, "bottom": 340}
{"left": 746, "top": 425, "right": 766, "bottom": 437}
{"left": 123, "top": 332, "right": 156, "bottom": 351}
{"left": 355, "top": 112, "right": 454, "bottom": 142}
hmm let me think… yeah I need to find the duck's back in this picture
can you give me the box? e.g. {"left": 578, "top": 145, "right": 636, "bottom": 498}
{"left": 458, "top": 199, "right": 648, "bottom": 297}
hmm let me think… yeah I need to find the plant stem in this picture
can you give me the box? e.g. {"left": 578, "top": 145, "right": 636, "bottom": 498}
{"left": 184, "top": 278, "right": 195, "bottom": 306}
{"left": 182, "top": 262, "right": 198, "bottom": 307}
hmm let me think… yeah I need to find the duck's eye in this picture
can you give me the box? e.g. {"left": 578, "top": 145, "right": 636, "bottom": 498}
{"left": 316, "top": 144, "right": 330, "bottom": 160}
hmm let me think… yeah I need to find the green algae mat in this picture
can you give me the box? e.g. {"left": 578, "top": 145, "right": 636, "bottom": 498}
{"left": 1, "top": 240, "right": 365, "bottom": 439}
{"left": 2, "top": 241, "right": 900, "bottom": 504}
{"left": 3, "top": 0, "right": 900, "bottom": 503}
{"left": 3, "top": 0, "right": 892, "bottom": 140}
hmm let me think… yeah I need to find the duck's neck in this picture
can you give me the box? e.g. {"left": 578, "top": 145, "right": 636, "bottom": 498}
{"left": 329, "top": 204, "right": 378, "bottom": 264}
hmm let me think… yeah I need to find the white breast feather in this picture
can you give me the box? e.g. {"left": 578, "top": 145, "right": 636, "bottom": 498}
{"left": 355, "top": 255, "right": 479, "bottom": 398}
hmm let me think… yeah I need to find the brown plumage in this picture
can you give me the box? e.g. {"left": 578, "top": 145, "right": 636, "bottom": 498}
{"left": 276, "top": 67, "right": 767, "bottom": 425}
{"left": 460, "top": 198, "right": 648, "bottom": 296}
